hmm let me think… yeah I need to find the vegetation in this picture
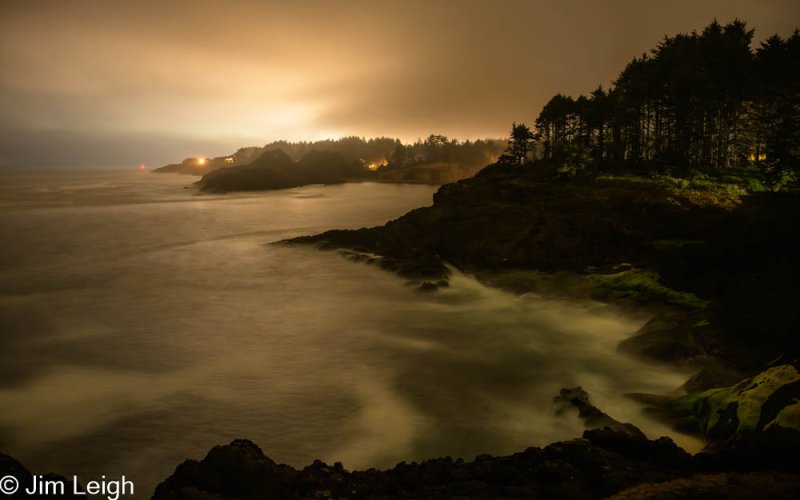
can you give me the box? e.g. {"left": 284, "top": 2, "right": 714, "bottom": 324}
{"left": 666, "top": 364, "right": 800, "bottom": 441}
{"left": 501, "top": 20, "right": 800, "bottom": 186}
{"left": 378, "top": 135, "right": 506, "bottom": 171}
{"left": 585, "top": 268, "right": 708, "bottom": 310}
{"left": 156, "top": 135, "right": 506, "bottom": 184}
{"left": 262, "top": 135, "right": 505, "bottom": 170}
{"left": 500, "top": 122, "right": 535, "bottom": 165}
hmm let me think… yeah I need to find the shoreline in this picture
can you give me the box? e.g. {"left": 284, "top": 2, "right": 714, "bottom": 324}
{"left": 3, "top": 166, "right": 799, "bottom": 498}
{"left": 282, "top": 163, "right": 800, "bottom": 448}
{"left": 313, "top": 248, "right": 722, "bottom": 445}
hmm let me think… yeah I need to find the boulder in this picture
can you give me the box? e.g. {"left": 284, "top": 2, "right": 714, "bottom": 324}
{"left": 555, "top": 386, "right": 647, "bottom": 439}
{"left": 666, "top": 364, "right": 800, "bottom": 445}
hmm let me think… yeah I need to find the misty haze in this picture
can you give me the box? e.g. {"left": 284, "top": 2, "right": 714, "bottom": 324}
{"left": 0, "top": 171, "right": 697, "bottom": 495}
{"left": 1, "top": 1, "right": 800, "bottom": 499}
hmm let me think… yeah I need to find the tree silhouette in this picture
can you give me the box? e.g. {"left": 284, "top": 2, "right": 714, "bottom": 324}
{"left": 523, "top": 19, "right": 799, "bottom": 177}
{"left": 504, "top": 122, "right": 535, "bottom": 165}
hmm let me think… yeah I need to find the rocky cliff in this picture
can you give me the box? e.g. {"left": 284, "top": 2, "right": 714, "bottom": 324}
{"left": 287, "top": 163, "right": 800, "bottom": 372}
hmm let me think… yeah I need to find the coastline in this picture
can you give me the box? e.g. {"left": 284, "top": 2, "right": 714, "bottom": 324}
{"left": 143, "top": 162, "right": 800, "bottom": 497}
{"left": 283, "top": 162, "right": 800, "bottom": 446}
{"left": 3, "top": 165, "right": 799, "bottom": 498}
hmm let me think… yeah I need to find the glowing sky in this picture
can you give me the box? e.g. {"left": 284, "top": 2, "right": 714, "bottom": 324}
{"left": 1, "top": 0, "right": 798, "bottom": 167}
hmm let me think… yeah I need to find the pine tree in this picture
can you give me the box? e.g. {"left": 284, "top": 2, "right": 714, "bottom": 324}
{"left": 504, "top": 122, "right": 535, "bottom": 165}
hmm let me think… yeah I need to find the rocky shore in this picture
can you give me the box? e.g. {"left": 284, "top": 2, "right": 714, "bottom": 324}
{"left": 148, "top": 431, "right": 798, "bottom": 499}
{"left": 140, "top": 370, "right": 800, "bottom": 499}
{"left": 5, "top": 162, "right": 799, "bottom": 498}
{"left": 276, "top": 161, "right": 800, "bottom": 495}
{"left": 149, "top": 384, "right": 798, "bottom": 498}
{"left": 287, "top": 162, "right": 800, "bottom": 375}
{"left": 4, "top": 383, "right": 798, "bottom": 498}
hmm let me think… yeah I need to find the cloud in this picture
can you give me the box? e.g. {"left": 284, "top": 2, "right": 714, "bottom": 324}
{"left": 0, "top": 125, "right": 239, "bottom": 168}
{"left": 0, "top": 0, "right": 798, "bottom": 166}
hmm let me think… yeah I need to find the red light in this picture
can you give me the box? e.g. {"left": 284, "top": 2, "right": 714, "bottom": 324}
{"left": 139, "top": 164, "right": 146, "bottom": 170}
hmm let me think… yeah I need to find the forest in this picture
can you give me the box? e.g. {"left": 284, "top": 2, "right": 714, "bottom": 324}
{"left": 259, "top": 135, "right": 506, "bottom": 171}
{"left": 164, "top": 135, "right": 507, "bottom": 191}
{"left": 504, "top": 20, "right": 800, "bottom": 184}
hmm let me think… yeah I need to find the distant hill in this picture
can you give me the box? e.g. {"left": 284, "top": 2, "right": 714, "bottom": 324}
{"left": 153, "top": 147, "right": 263, "bottom": 175}
{"left": 195, "top": 149, "right": 367, "bottom": 193}
{"left": 155, "top": 135, "right": 506, "bottom": 190}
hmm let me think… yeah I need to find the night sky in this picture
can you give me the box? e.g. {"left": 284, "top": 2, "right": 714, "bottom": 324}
{"left": 1, "top": 0, "right": 798, "bottom": 167}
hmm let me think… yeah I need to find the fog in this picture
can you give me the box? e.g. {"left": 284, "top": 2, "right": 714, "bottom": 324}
{"left": 1, "top": 0, "right": 798, "bottom": 166}
{"left": 0, "top": 170, "right": 700, "bottom": 496}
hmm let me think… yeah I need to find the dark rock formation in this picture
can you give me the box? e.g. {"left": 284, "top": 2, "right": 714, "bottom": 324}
{"left": 152, "top": 428, "right": 800, "bottom": 500}
{"left": 153, "top": 147, "right": 265, "bottom": 175}
{"left": 151, "top": 434, "right": 680, "bottom": 499}
{"left": 150, "top": 379, "right": 800, "bottom": 499}
{"left": 289, "top": 164, "right": 729, "bottom": 277}
{"left": 663, "top": 365, "right": 800, "bottom": 446}
{"left": 287, "top": 163, "right": 800, "bottom": 371}
{"left": 197, "top": 150, "right": 300, "bottom": 193}
{"left": 194, "top": 149, "right": 371, "bottom": 193}
{"left": 0, "top": 453, "right": 85, "bottom": 499}
{"left": 555, "top": 387, "right": 646, "bottom": 439}
{"left": 617, "top": 310, "right": 714, "bottom": 363}
{"left": 610, "top": 472, "right": 800, "bottom": 499}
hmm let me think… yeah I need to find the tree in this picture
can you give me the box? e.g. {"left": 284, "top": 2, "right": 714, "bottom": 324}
{"left": 504, "top": 122, "right": 535, "bottom": 165}
{"left": 523, "top": 19, "right": 800, "bottom": 177}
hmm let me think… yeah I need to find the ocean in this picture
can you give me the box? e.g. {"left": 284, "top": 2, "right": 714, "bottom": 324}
{"left": 0, "top": 168, "right": 699, "bottom": 496}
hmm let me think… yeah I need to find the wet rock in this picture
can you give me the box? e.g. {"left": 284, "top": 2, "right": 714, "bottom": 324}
{"left": 0, "top": 453, "right": 86, "bottom": 499}
{"left": 610, "top": 472, "right": 800, "bottom": 500}
{"left": 339, "top": 250, "right": 370, "bottom": 263}
{"left": 153, "top": 439, "right": 297, "bottom": 499}
{"left": 662, "top": 365, "right": 800, "bottom": 447}
{"left": 287, "top": 170, "right": 727, "bottom": 282}
{"left": 417, "top": 281, "right": 439, "bottom": 292}
{"left": 151, "top": 431, "right": 717, "bottom": 499}
{"left": 681, "top": 363, "right": 747, "bottom": 393}
{"left": 555, "top": 386, "right": 646, "bottom": 439}
{"left": 286, "top": 169, "right": 800, "bottom": 371}
{"left": 618, "top": 311, "right": 713, "bottom": 363}
{"left": 144, "top": 425, "right": 800, "bottom": 500}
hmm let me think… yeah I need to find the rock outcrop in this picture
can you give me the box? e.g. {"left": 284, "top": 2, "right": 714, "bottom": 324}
{"left": 288, "top": 164, "right": 733, "bottom": 279}
{"left": 151, "top": 434, "right": 689, "bottom": 499}
{"left": 194, "top": 149, "right": 372, "bottom": 193}
{"left": 196, "top": 150, "right": 300, "bottom": 193}
{"left": 287, "top": 163, "right": 800, "bottom": 371}
{"left": 150, "top": 379, "right": 800, "bottom": 499}
{"left": 664, "top": 364, "right": 800, "bottom": 446}
{"left": 555, "top": 386, "right": 647, "bottom": 439}
{"left": 152, "top": 427, "right": 800, "bottom": 500}
{"left": 0, "top": 453, "right": 86, "bottom": 499}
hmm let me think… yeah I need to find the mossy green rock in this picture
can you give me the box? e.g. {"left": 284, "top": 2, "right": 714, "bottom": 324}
{"left": 586, "top": 268, "right": 707, "bottom": 310}
{"left": 668, "top": 364, "right": 800, "bottom": 442}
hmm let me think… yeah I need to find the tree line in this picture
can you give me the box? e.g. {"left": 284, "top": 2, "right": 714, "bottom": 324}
{"left": 382, "top": 135, "right": 506, "bottom": 171}
{"left": 258, "top": 135, "right": 505, "bottom": 171}
{"left": 503, "top": 20, "right": 800, "bottom": 178}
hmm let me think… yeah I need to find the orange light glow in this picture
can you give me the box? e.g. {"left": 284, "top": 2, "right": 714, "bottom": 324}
{"left": 139, "top": 163, "right": 146, "bottom": 170}
{"left": 197, "top": 157, "right": 207, "bottom": 166}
